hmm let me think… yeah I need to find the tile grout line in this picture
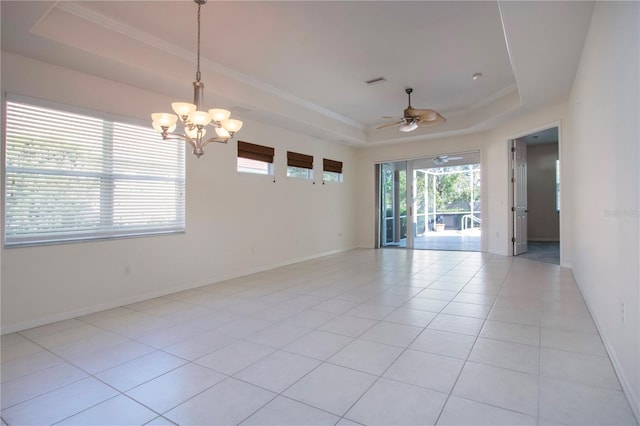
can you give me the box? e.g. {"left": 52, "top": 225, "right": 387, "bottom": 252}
{"left": 430, "top": 253, "right": 515, "bottom": 425}
{"left": 337, "top": 252, "right": 503, "bottom": 425}
{"left": 9, "top": 328, "right": 203, "bottom": 424}
{"left": 6, "top": 250, "right": 612, "bottom": 425}
{"left": 251, "top": 254, "right": 467, "bottom": 424}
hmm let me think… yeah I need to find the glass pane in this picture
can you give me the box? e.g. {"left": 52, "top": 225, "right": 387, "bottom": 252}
{"left": 379, "top": 162, "right": 407, "bottom": 246}
{"left": 399, "top": 169, "right": 407, "bottom": 239}
{"left": 4, "top": 98, "right": 185, "bottom": 246}
{"left": 287, "top": 166, "right": 312, "bottom": 179}
{"left": 416, "top": 171, "right": 426, "bottom": 214}
{"left": 323, "top": 171, "right": 342, "bottom": 182}
{"left": 238, "top": 157, "right": 272, "bottom": 175}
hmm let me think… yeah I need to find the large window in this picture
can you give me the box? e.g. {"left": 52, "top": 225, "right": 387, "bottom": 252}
{"left": 4, "top": 96, "right": 185, "bottom": 246}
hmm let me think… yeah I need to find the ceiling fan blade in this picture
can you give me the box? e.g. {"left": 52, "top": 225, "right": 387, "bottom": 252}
{"left": 406, "top": 107, "right": 439, "bottom": 122}
{"left": 382, "top": 116, "right": 401, "bottom": 119}
{"left": 417, "top": 113, "right": 446, "bottom": 128}
{"left": 376, "top": 120, "right": 403, "bottom": 130}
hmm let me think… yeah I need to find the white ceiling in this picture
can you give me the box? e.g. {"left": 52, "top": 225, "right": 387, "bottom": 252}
{"left": 0, "top": 1, "right": 594, "bottom": 146}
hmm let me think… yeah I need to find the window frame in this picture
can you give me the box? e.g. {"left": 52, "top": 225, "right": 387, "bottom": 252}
{"left": 237, "top": 141, "right": 274, "bottom": 176}
{"left": 322, "top": 158, "right": 343, "bottom": 183}
{"left": 3, "top": 93, "right": 186, "bottom": 247}
{"left": 286, "top": 151, "right": 314, "bottom": 180}
{"left": 556, "top": 159, "right": 560, "bottom": 212}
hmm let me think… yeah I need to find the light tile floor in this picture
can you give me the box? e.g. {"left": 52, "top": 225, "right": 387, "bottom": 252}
{"left": 1, "top": 249, "right": 638, "bottom": 426}
{"left": 393, "top": 230, "right": 482, "bottom": 252}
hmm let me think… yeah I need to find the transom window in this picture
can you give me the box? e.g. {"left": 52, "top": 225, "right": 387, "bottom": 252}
{"left": 4, "top": 96, "right": 185, "bottom": 246}
{"left": 287, "top": 151, "right": 313, "bottom": 179}
{"left": 323, "top": 158, "right": 343, "bottom": 182}
{"left": 237, "top": 141, "right": 274, "bottom": 175}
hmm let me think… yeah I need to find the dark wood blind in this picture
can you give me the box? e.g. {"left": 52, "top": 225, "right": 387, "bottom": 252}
{"left": 238, "top": 141, "right": 274, "bottom": 163}
{"left": 323, "top": 158, "right": 343, "bottom": 174}
{"left": 287, "top": 151, "right": 313, "bottom": 169}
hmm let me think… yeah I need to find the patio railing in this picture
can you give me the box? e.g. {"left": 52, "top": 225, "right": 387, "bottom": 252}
{"left": 462, "top": 214, "right": 482, "bottom": 231}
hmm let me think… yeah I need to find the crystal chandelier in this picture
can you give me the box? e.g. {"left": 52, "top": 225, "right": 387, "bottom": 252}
{"left": 151, "top": 0, "right": 242, "bottom": 158}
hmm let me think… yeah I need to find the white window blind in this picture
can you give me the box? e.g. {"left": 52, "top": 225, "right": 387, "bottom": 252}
{"left": 237, "top": 157, "right": 272, "bottom": 175}
{"left": 4, "top": 97, "right": 185, "bottom": 246}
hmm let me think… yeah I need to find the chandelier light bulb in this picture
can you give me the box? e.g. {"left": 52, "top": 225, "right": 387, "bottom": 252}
{"left": 188, "top": 111, "right": 213, "bottom": 126}
{"left": 172, "top": 102, "right": 197, "bottom": 117}
{"left": 222, "top": 118, "right": 243, "bottom": 133}
{"left": 215, "top": 126, "right": 231, "bottom": 138}
{"left": 209, "top": 109, "right": 231, "bottom": 122}
{"left": 151, "top": 113, "right": 178, "bottom": 127}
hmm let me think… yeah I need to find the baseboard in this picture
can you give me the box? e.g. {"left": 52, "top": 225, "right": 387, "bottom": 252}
{"left": 570, "top": 269, "right": 640, "bottom": 423}
{"left": 560, "top": 261, "right": 572, "bottom": 269}
{"left": 1, "top": 246, "right": 356, "bottom": 335}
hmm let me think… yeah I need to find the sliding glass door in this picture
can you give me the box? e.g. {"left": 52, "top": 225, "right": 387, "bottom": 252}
{"left": 377, "top": 152, "right": 481, "bottom": 251}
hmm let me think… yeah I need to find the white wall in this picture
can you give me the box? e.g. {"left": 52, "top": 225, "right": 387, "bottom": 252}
{"left": 527, "top": 143, "right": 559, "bottom": 241}
{"left": 1, "top": 52, "right": 358, "bottom": 333}
{"left": 565, "top": 1, "right": 640, "bottom": 417}
{"left": 355, "top": 102, "right": 570, "bottom": 258}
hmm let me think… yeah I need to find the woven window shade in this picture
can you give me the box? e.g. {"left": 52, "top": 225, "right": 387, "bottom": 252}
{"left": 323, "top": 158, "right": 343, "bottom": 174}
{"left": 237, "top": 141, "right": 274, "bottom": 163}
{"left": 287, "top": 151, "right": 313, "bottom": 169}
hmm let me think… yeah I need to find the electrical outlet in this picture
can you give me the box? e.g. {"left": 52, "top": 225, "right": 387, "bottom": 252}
{"left": 621, "top": 301, "right": 626, "bottom": 323}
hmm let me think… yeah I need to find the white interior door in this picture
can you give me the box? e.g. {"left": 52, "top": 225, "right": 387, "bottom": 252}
{"left": 513, "top": 139, "right": 528, "bottom": 255}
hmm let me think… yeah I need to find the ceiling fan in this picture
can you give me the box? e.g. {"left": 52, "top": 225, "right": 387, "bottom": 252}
{"left": 433, "top": 155, "right": 463, "bottom": 165}
{"left": 376, "top": 88, "right": 446, "bottom": 132}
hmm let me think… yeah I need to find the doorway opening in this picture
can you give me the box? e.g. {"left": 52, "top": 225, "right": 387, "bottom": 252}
{"left": 377, "top": 152, "right": 481, "bottom": 251}
{"left": 510, "top": 127, "right": 560, "bottom": 264}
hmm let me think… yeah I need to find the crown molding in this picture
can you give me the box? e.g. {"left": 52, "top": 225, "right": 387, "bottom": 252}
{"left": 442, "top": 83, "right": 519, "bottom": 119}
{"left": 55, "top": 2, "right": 364, "bottom": 130}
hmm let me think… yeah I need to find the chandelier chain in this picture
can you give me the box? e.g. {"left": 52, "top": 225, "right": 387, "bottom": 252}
{"left": 196, "top": 1, "right": 201, "bottom": 82}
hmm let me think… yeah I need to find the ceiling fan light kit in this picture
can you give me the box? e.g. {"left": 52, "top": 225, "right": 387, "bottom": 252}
{"left": 376, "top": 88, "right": 446, "bottom": 133}
{"left": 398, "top": 121, "right": 418, "bottom": 132}
{"left": 151, "top": 0, "right": 242, "bottom": 158}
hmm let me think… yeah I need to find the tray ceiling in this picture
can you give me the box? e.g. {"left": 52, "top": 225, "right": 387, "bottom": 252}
{"left": 1, "top": 1, "right": 594, "bottom": 145}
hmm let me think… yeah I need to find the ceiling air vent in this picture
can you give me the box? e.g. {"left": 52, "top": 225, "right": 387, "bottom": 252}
{"left": 365, "top": 77, "right": 387, "bottom": 85}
